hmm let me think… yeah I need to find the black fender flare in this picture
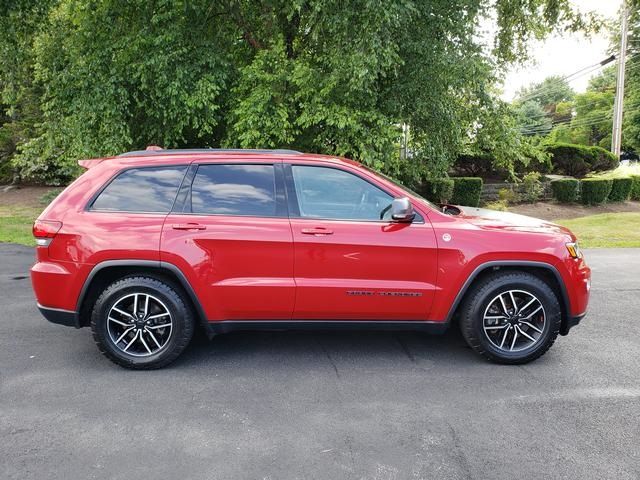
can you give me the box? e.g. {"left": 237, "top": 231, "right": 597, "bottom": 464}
{"left": 75, "top": 259, "right": 208, "bottom": 330}
{"left": 444, "top": 260, "right": 572, "bottom": 331}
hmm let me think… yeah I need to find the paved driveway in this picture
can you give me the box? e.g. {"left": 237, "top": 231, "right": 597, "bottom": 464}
{"left": 1, "top": 244, "right": 639, "bottom": 479}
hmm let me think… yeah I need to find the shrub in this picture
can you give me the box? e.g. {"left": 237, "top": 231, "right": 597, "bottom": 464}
{"left": 608, "top": 177, "right": 633, "bottom": 202}
{"left": 514, "top": 154, "right": 553, "bottom": 175}
{"left": 40, "top": 188, "right": 63, "bottom": 206}
{"left": 453, "top": 154, "right": 493, "bottom": 177}
{"left": 551, "top": 179, "right": 579, "bottom": 203}
{"left": 580, "top": 178, "right": 613, "bottom": 205}
{"left": 417, "top": 178, "right": 454, "bottom": 203}
{"left": 520, "top": 172, "right": 544, "bottom": 203}
{"left": 590, "top": 147, "right": 619, "bottom": 172}
{"left": 498, "top": 187, "right": 519, "bottom": 205}
{"left": 544, "top": 142, "right": 619, "bottom": 177}
{"left": 485, "top": 200, "right": 508, "bottom": 211}
{"left": 630, "top": 175, "right": 640, "bottom": 201}
{"left": 451, "top": 177, "right": 483, "bottom": 206}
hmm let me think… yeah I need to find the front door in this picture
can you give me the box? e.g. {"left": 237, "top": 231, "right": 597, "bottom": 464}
{"left": 286, "top": 164, "right": 438, "bottom": 321}
{"left": 161, "top": 161, "right": 295, "bottom": 321}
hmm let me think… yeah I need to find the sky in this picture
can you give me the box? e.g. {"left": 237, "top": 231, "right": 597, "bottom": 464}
{"left": 500, "top": 0, "right": 623, "bottom": 101}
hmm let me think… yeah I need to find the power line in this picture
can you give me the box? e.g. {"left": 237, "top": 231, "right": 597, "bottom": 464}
{"left": 516, "top": 59, "right": 640, "bottom": 122}
{"left": 512, "top": 54, "right": 640, "bottom": 130}
{"left": 518, "top": 106, "right": 640, "bottom": 134}
{"left": 513, "top": 55, "right": 617, "bottom": 104}
{"left": 519, "top": 104, "right": 640, "bottom": 134}
{"left": 521, "top": 110, "right": 615, "bottom": 129}
{"left": 513, "top": 52, "right": 640, "bottom": 107}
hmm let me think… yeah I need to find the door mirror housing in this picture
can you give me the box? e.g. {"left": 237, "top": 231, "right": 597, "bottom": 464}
{"left": 390, "top": 197, "right": 416, "bottom": 223}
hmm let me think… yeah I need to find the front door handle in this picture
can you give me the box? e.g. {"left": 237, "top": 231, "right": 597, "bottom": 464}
{"left": 172, "top": 223, "right": 207, "bottom": 231}
{"left": 301, "top": 227, "right": 333, "bottom": 236}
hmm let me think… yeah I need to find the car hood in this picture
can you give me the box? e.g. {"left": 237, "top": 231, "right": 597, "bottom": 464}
{"left": 455, "top": 206, "right": 574, "bottom": 238}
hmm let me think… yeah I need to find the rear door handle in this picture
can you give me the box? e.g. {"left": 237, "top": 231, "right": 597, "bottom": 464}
{"left": 301, "top": 227, "right": 333, "bottom": 235}
{"left": 172, "top": 223, "right": 207, "bottom": 231}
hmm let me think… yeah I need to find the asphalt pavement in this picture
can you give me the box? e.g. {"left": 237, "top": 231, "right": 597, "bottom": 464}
{"left": 1, "top": 243, "right": 639, "bottom": 479}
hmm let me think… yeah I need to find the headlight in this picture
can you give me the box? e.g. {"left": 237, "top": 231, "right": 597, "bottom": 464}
{"left": 566, "top": 242, "right": 582, "bottom": 259}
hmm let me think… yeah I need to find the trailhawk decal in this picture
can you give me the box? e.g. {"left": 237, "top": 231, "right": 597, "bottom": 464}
{"left": 346, "top": 291, "right": 423, "bottom": 297}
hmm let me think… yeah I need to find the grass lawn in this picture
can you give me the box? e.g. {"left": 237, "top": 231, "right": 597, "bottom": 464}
{"left": 0, "top": 205, "right": 41, "bottom": 246}
{"left": 556, "top": 212, "right": 640, "bottom": 248}
{"left": 1, "top": 190, "right": 640, "bottom": 248}
{"left": 587, "top": 163, "right": 640, "bottom": 179}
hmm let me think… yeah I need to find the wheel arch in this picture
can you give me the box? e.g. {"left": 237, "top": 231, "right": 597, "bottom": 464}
{"left": 76, "top": 260, "right": 208, "bottom": 330}
{"left": 445, "top": 261, "right": 571, "bottom": 334}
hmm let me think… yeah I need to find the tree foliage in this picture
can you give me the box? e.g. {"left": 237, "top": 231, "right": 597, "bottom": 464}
{"left": 514, "top": 0, "right": 640, "bottom": 157}
{"left": 0, "top": 0, "right": 603, "bottom": 184}
{"left": 623, "top": 1, "right": 640, "bottom": 154}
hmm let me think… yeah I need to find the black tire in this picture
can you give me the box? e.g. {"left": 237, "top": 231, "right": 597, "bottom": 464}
{"left": 91, "top": 276, "right": 195, "bottom": 369}
{"left": 458, "top": 271, "right": 561, "bottom": 364}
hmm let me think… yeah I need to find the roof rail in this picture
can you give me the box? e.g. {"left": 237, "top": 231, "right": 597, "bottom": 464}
{"left": 118, "top": 147, "right": 302, "bottom": 157}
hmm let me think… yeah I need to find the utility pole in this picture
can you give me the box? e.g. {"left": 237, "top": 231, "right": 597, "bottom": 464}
{"left": 612, "top": 0, "right": 629, "bottom": 158}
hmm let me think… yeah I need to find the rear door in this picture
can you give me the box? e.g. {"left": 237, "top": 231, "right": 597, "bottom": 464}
{"left": 286, "top": 163, "right": 438, "bottom": 320}
{"left": 161, "top": 160, "right": 295, "bottom": 321}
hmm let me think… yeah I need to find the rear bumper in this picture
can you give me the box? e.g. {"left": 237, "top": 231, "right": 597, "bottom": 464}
{"left": 37, "top": 304, "right": 78, "bottom": 328}
{"left": 560, "top": 312, "right": 586, "bottom": 336}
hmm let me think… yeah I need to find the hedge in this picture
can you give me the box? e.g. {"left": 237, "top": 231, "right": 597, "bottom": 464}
{"left": 630, "top": 175, "right": 640, "bottom": 201}
{"left": 550, "top": 179, "right": 579, "bottom": 203}
{"left": 451, "top": 177, "right": 483, "bottom": 207}
{"left": 608, "top": 177, "right": 633, "bottom": 202}
{"left": 544, "top": 142, "right": 619, "bottom": 177}
{"left": 581, "top": 178, "right": 613, "bottom": 205}
{"left": 418, "top": 178, "right": 454, "bottom": 204}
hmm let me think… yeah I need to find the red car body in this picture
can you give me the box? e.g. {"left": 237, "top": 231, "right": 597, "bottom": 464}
{"left": 31, "top": 149, "right": 590, "bottom": 343}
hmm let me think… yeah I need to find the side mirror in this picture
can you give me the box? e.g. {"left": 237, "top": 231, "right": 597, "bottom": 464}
{"left": 390, "top": 197, "right": 416, "bottom": 223}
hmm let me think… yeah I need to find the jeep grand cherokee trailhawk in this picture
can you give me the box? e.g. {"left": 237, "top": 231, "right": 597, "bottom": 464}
{"left": 31, "top": 148, "right": 591, "bottom": 369}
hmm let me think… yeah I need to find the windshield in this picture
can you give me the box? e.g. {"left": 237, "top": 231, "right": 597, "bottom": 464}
{"left": 360, "top": 165, "right": 439, "bottom": 210}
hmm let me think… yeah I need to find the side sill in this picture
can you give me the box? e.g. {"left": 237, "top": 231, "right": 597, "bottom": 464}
{"left": 38, "top": 304, "right": 78, "bottom": 328}
{"left": 204, "top": 320, "right": 449, "bottom": 337}
{"left": 560, "top": 312, "right": 586, "bottom": 336}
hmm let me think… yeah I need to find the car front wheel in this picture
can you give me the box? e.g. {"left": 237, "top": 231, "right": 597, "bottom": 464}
{"left": 459, "top": 271, "right": 562, "bottom": 364}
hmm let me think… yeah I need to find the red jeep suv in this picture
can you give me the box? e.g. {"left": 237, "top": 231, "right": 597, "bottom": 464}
{"left": 31, "top": 148, "right": 591, "bottom": 369}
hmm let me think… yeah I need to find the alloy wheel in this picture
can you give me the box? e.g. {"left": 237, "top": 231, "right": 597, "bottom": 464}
{"left": 482, "top": 289, "right": 546, "bottom": 353}
{"left": 106, "top": 293, "right": 173, "bottom": 357}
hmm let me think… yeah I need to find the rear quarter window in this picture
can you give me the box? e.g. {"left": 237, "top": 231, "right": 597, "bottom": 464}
{"left": 91, "top": 166, "right": 187, "bottom": 213}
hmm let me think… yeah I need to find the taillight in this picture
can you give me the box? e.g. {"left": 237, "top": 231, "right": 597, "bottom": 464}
{"left": 33, "top": 220, "right": 62, "bottom": 247}
{"left": 565, "top": 242, "right": 582, "bottom": 259}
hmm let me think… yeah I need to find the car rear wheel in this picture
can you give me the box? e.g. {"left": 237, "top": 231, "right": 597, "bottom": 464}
{"left": 459, "top": 271, "right": 561, "bottom": 364}
{"left": 91, "top": 276, "right": 195, "bottom": 369}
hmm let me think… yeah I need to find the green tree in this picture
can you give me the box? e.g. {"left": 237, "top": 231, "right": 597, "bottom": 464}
{"left": 515, "top": 75, "right": 575, "bottom": 111}
{"left": 544, "top": 67, "right": 614, "bottom": 149}
{"left": 516, "top": 100, "right": 553, "bottom": 136}
{"left": 513, "top": 76, "right": 575, "bottom": 135}
{"left": 0, "top": 0, "right": 603, "bottom": 184}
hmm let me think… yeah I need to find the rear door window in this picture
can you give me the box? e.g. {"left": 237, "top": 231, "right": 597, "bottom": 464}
{"left": 189, "top": 164, "right": 277, "bottom": 217}
{"left": 91, "top": 166, "right": 187, "bottom": 213}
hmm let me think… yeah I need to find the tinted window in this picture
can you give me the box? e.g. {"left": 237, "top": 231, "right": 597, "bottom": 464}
{"left": 190, "top": 164, "right": 277, "bottom": 216}
{"left": 292, "top": 166, "right": 393, "bottom": 220}
{"left": 91, "top": 166, "right": 186, "bottom": 213}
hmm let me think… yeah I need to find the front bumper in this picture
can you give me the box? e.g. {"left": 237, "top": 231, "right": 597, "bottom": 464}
{"left": 37, "top": 304, "right": 78, "bottom": 328}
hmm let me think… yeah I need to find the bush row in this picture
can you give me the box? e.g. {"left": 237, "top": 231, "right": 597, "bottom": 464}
{"left": 452, "top": 142, "right": 619, "bottom": 180}
{"left": 417, "top": 177, "right": 483, "bottom": 207}
{"left": 543, "top": 143, "right": 619, "bottom": 178}
{"left": 551, "top": 176, "right": 640, "bottom": 205}
{"left": 417, "top": 175, "right": 640, "bottom": 207}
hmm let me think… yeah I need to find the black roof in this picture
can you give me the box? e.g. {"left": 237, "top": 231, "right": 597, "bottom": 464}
{"left": 118, "top": 148, "right": 302, "bottom": 157}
